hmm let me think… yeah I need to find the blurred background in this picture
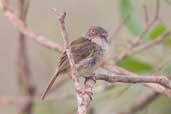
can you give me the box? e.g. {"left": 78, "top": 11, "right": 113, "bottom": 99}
{"left": 0, "top": 0, "right": 171, "bottom": 114}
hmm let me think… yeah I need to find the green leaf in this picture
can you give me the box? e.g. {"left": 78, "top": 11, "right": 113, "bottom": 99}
{"left": 161, "top": 64, "right": 171, "bottom": 76}
{"left": 149, "top": 23, "right": 171, "bottom": 46}
{"left": 118, "top": 0, "right": 144, "bottom": 36}
{"left": 163, "top": 33, "right": 171, "bottom": 46}
{"left": 149, "top": 23, "right": 167, "bottom": 40}
{"left": 118, "top": 57, "right": 153, "bottom": 74}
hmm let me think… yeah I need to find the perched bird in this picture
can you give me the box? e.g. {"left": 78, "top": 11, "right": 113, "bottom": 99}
{"left": 41, "top": 26, "right": 109, "bottom": 100}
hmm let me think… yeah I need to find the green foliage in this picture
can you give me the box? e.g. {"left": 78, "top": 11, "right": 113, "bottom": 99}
{"left": 161, "top": 64, "right": 171, "bottom": 76}
{"left": 118, "top": 57, "right": 153, "bottom": 73}
{"left": 149, "top": 23, "right": 167, "bottom": 40}
{"left": 118, "top": 0, "right": 143, "bottom": 36}
{"left": 149, "top": 23, "right": 171, "bottom": 46}
{"left": 163, "top": 33, "right": 171, "bottom": 46}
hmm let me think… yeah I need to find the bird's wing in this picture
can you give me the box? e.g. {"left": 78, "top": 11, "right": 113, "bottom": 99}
{"left": 58, "top": 37, "right": 98, "bottom": 73}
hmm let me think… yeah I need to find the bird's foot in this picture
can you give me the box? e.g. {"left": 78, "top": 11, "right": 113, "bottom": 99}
{"left": 84, "top": 76, "right": 96, "bottom": 85}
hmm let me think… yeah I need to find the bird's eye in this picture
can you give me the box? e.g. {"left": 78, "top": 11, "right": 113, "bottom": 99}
{"left": 91, "top": 30, "right": 96, "bottom": 35}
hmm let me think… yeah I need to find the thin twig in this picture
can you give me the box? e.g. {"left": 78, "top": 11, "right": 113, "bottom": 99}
{"left": 155, "top": 0, "right": 160, "bottom": 19}
{"left": 143, "top": 0, "right": 149, "bottom": 25}
{"left": 125, "top": 30, "right": 170, "bottom": 56}
{"left": 0, "top": 94, "right": 74, "bottom": 105}
{"left": 54, "top": 10, "right": 80, "bottom": 85}
{"left": 103, "top": 64, "right": 171, "bottom": 96}
{"left": 0, "top": 0, "right": 8, "bottom": 11}
{"left": 96, "top": 74, "right": 171, "bottom": 89}
{"left": 140, "top": 0, "right": 160, "bottom": 39}
{"left": 116, "top": 0, "right": 161, "bottom": 63}
{"left": 116, "top": 30, "right": 171, "bottom": 64}
{"left": 0, "top": 0, "right": 63, "bottom": 52}
{"left": 15, "top": 0, "right": 35, "bottom": 114}
{"left": 54, "top": 11, "right": 94, "bottom": 114}
{"left": 109, "top": 15, "right": 128, "bottom": 42}
{"left": 118, "top": 62, "right": 164, "bottom": 114}
{"left": 118, "top": 91, "right": 159, "bottom": 114}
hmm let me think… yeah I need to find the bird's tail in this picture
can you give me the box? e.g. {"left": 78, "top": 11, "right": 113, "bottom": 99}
{"left": 41, "top": 69, "right": 61, "bottom": 100}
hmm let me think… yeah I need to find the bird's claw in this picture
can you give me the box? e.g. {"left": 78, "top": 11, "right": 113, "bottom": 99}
{"left": 84, "top": 76, "right": 96, "bottom": 85}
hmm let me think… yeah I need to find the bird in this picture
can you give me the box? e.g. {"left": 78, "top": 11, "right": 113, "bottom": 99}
{"left": 41, "top": 26, "right": 109, "bottom": 100}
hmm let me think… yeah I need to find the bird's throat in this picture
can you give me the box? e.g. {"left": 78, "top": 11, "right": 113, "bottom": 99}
{"left": 91, "top": 36, "right": 109, "bottom": 52}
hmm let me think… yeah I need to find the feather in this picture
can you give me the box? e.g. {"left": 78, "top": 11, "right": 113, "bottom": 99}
{"left": 58, "top": 37, "right": 101, "bottom": 74}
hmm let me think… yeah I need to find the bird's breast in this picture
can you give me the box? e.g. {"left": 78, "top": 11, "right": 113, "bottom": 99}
{"left": 76, "top": 49, "right": 105, "bottom": 77}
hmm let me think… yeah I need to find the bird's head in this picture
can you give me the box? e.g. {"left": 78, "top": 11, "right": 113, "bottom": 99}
{"left": 85, "top": 26, "right": 109, "bottom": 43}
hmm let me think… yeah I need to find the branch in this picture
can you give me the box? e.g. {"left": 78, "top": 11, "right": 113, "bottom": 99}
{"left": 0, "top": 0, "right": 63, "bottom": 52}
{"left": 55, "top": 10, "right": 81, "bottom": 89}
{"left": 96, "top": 74, "right": 171, "bottom": 89}
{"left": 140, "top": 0, "right": 160, "bottom": 39}
{"left": 109, "top": 15, "right": 128, "bottom": 42}
{"left": 143, "top": 0, "right": 149, "bottom": 25}
{"left": 124, "top": 30, "right": 170, "bottom": 56}
{"left": 155, "top": 0, "right": 160, "bottom": 19}
{"left": 0, "top": 94, "right": 74, "bottom": 105}
{"left": 119, "top": 91, "right": 159, "bottom": 114}
{"left": 15, "top": 0, "right": 35, "bottom": 114}
{"left": 54, "top": 10, "right": 94, "bottom": 114}
{"left": 116, "top": 0, "right": 161, "bottom": 63}
{"left": 102, "top": 64, "right": 171, "bottom": 96}
{"left": 116, "top": 30, "right": 171, "bottom": 64}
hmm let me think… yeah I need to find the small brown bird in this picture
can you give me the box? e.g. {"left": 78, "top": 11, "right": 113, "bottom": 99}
{"left": 42, "top": 26, "right": 109, "bottom": 100}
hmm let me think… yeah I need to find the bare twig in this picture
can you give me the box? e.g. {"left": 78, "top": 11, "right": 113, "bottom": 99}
{"left": 15, "top": 0, "right": 35, "bottom": 114}
{"left": 119, "top": 91, "right": 159, "bottom": 114}
{"left": 140, "top": 0, "right": 160, "bottom": 39}
{"left": 116, "top": 0, "right": 161, "bottom": 63}
{"left": 124, "top": 31, "right": 170, "bottom": 56}
{"left": 0, "top": 0, "right": 7, "bottom": 11}
{"left": 0, "top": 96, "right": 28, "bottom": 105}
{"left": 116, "top": 38, "right": 142, "bottom": 64}
{"left": 0, "top": 0, "right": 63, "bottom": 52}
{"left": 143, "top": 0, "right": 149, "bottom": 25}
{"left": 54, "top": 11, "right": 94, "bottom": 114}
{"left": 103, "top": 64, "right": 171, "bottom": 96}
{"left": 116, "top": 30, "right": 171, "bottom": 64}
{"left": 77, "top": 78, "right": 96, "bottom": 114}
{"left": 109, "top": 15, "right": 128, "bottom": 42}
{"left": 155, "top": 0, "right": 160, "bottom": 19}
{"left": 54, "top": 10, "right": 80, "bottom": 85}
{"left": 96, "top": 74, "right": 171, "bottom": 90}
{"left": 0, "top": 94, "right": 74, "bottom": 105}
